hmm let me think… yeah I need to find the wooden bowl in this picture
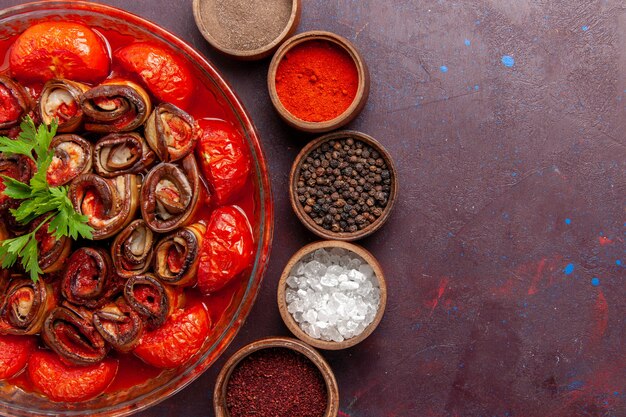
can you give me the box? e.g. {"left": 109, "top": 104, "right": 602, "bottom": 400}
{"left": 268, "top": 31, "right": 370, "bottom": 132}
{"left": 213, "top": 337, "right": 339, "bottom": 417}
{"left": 289, "top": 130, "right": 398, "bottom": 241}
{"left": 193, "top": 0, "right": 301, "bottom": 60}
{"left": 277, "top": 241, "right": 387, "bottom": 350}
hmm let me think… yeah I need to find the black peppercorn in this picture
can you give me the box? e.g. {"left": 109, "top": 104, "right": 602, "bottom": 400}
{"left": 296, "top": 137, "right": 391, "bottom": 234}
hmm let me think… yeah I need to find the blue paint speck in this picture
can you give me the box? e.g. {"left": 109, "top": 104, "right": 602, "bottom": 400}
{"left": 464, "top": 39, "right": 471, "bottom": 46}
{"left": 511, "top": 172, "right": 518, "bottom": 177}
{"left": 501, "top": 55, "right": 515, "bottom": 67}
{"left": 582, "top": 25, "right": 589, "bottom": 31}
{"left": 565, "top": 218, "right": 571, "bottom": 225}
{"left": 615, "top": 391, "right": 620, "bottom": 396}
{"left": 617, "top": 260, "right": 622, "bottom": 266}
{"left": 564, "top": 263, "right": 575, "bottom": 275}
{"left": 591, "top": 277, "right": 600, "bottom": 286}
{"left": 440, "top": 65, "right": 448, "bottom": 73}
{"left": 474, "top": 85, "right": 480, "bottom": 91}
{"left": 567, "top": 380, "right": 585, "bottom": 390}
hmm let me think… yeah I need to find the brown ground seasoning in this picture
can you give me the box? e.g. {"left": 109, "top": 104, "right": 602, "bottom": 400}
{"left": 198, "top": 0, "right": 292, "bottom": 51}
{"left": 225, "top": 348, "right": 327, "bottom": 417}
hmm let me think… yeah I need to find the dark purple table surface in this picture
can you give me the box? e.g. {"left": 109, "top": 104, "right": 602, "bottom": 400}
{"left": 1, "top": 0, "right": 625, "bottom": 416}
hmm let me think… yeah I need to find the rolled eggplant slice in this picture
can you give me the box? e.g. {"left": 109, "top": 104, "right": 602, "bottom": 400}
{"left": 46, "top": 134, "right": 93, "bottom": 187}
{"left": 0, "top": 278, "right": 56, "bottom": 335}
{"left": 62, "top": 247, "right": 119, "bottom": 309}
{"left": 0, "top": 75, "right": 33, "bottom": 131}
{"left": 31, "top": 216, "right": 71, "bottom": 274}
{"left": 69, "top": 173, "right": 139, "bottom": 240}
{"left": 80, "top": 80, "right": 152, "bottom": 132}
{"left": 112, "top": 220, "right": 154, "bottom": 278}
{"left": 42, "top": 304, "right": 108, "bottom": 365}
{"left": 94, "top": 132, "right": 156, "bottom": 177}
{"left": 144, "top": 103, "right": 198, "bottom": 162}
{"left": 141, "top": 155, "right": 201, "bottom": 233}
{"left": 124, "top": 274, "right": 183, "bottom": 330}
{"left": 154, "top": 223, "right": 206, "bottom": 287}
{"left": 0, "top": 153, "right": 35, "bottom": 210}
{"left": 39, "top": 79, "right": 89, "bottom": 132}
{"left": 93, "top": 297, "right": 143, "bottom": 353}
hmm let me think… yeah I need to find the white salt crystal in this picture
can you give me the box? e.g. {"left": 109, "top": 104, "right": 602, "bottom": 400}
{"left": 339, "top": 281, "right": 359, "bottom": 290}
{"left": 284, "top": 248, "right": 380, "bottom": 343}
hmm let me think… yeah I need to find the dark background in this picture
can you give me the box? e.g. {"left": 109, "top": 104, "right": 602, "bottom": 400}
{"left": 1, "top": 1, "right": 625, "bottom": 416}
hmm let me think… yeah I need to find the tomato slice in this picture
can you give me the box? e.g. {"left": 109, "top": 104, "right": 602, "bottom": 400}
{"left": 133, "top": 304, "right": 210, "bottom": 369}
{"left": 197, "top": 206, "right": 254, "bottom": 295}
{"left": 0, "top": 335, "right": 36, "bottom": 380}
{"left": 196, "top": 120, "right": 251, "bottom": 205}
{"left": 114, "top": 42, "right": 193, "bottom": 107}
{"left": 28, "top": 350, "right": 118, "bottom": 402}
{"left": 9, "top": 22, "right": 110, "bottom": 83}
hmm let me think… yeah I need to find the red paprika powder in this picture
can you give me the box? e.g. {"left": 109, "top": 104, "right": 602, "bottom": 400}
{"left": 275, "top": 40, "right": 359, "bottom": 122}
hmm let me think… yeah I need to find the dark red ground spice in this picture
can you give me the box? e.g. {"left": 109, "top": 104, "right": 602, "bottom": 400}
{"left": 225, "top": 347, "right": 328, "bottom": 417}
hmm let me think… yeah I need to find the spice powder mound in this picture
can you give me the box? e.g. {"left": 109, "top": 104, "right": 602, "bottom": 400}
{"left": 276, "top": 40, "right": 359, "bottom": 122}
{"left": 225, "top": 348, "right": 328, "bottom": 417}
{"left": 199, "top": 0, "right": 293, "bottom": 51}
{"left": 296, "top": 138, "right": 391, "bottom": 234}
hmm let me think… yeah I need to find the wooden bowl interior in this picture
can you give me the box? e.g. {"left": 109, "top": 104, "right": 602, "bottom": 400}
{"left": 267, "top": 30, "right": 370, "bottom": 132}
{"left": 213, "top": 337, "right": 339, "bottom": 417}
{"left": 289, "top": 130, "right": 398, "bottom": 241}
{"left": 277, "top": 241, "right": 387, "bottom": 350}
{"left": 193, "top": 0, "right": 301, "bottom": 60}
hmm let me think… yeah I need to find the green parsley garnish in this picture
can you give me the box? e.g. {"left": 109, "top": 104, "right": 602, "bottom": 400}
{"left": 0, "top": 117, "right": 93, "bottom": 282}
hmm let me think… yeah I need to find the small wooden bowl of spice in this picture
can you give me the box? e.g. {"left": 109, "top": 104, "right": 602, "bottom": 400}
{"left": 193, "top": 0, "right": 301, "bottom": 60}
{"left": 290, "top": 130, "right": 397, "bottom": 240}
{"left": 277, "top": 241, "right": 387, "bottom": 350}
{"left": 214, "top": 336, "right": 339, "bottom": 417}
{"left": 268, "top": 31, "right": 370, "bottom": 133}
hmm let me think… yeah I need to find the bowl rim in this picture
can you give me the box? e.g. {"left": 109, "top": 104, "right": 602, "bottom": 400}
{"left": 0, "top": 1, "right": 274, "bottom": 416}
{"left": 213, "top": 336, "right": 340, "bottom": 417}
{"left": 267, "top": 30, "right": 370, "bottom": 133}
{"left": 276, "top": 240, "right": 387, "bottom": 350}
{"left": 192, "top": 0, "right": 302, "bottom": 60}
{"left": 289, "top": 130, "right": 398, "bottom": 241}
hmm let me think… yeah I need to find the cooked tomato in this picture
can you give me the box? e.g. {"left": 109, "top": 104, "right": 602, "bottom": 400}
{"left": 114, "top": 42, "right": 193, "bottom": 107}
{"left": 197, "top": 206, "right": 254, "bottom": 295}
{"left": 133, "top": 304, "right": 210, "bottom": 369}
{"left": 196, "top": 120, "right": 251, "bottom": 205}
{"left": 28, "top": 350, "right": 118, "bottom": 402}
{"left": 9, "top": 22, "right": 110, "bottom": 83}
{"left": 0, "top": 335, "right": 36, "bottom": 380}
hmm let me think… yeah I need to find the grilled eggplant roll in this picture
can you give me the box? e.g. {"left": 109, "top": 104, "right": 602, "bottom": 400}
{"left": 69, "top": 173, "right": 139, "bottom": 240}
{"left": 154, "top": 223, "right": 205, "bottom": 287}
{"left": 61, "top": 247, "right": 119, "bottom": 309}
{"left": 80, "top": 80, "right": 151, "bottom": 132}
{"left": 46, "top": 134, "right": 93, "bottom": 187}
{"left": 93, "top": 297, "right": 143, "bottom": 353}
{"left": 0, "top": 278, "right": 56, "bottom": 335}
{"left": 93, "top": 132, "right": 156, "bottom": 177}
{"left": 39, "top": 79, "right": 89, "bottom": 132}
{"left": 31, "top": 216, "right": 72, "bottom": 274}
{"left": 0, "top": 75, "right": 33, "bottom": 132}
{"left": 124, "top": 274, "right": 183, "bottom": 330}
{"left": 141, "top": 155, "right": 201, "bottom": 233}
{"left": 111, "top": 220, "right": 154, "bottom": 278}
{"left": 42, "top": 303, "right": 108, "bottom": 365}
{"left": 144, "top": 103, "right": 198, "bottom": 162}
{"left": 0, "top": 153, "right": 35, "bottom": 210}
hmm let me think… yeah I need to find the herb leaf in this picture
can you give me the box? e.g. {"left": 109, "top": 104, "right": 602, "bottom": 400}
{"left": 0, "top": 117, "right": 93, "bottom": 282}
